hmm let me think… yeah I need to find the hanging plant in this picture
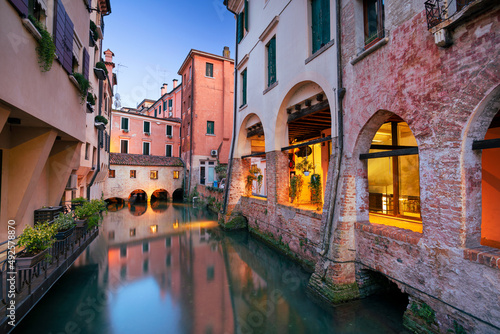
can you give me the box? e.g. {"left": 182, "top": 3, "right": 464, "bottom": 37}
{"left": 87, "top": 92, "right": 96, "bottom": 105}
{"left": 289, "top": 175, "right": 303, "bottom": 204}
{"left": 245, "top": 165, "right": 262, "bottom": 196}
{"left": 295, "top": 159, "right": 315, "bottom": 176}
{"left": 95, "top": 61, "right": 108, "bottom": 75}
{"left": 257, "top": 174, "right": 263, "bottom": 193}
{"left": 95, "top": 115, "right": 108, "bottom": 125}
{"left": 90, "top": 20, "right": 99, "bottom": 41}
{"left": 29, "top": 15, "right": 55, "bottom": 72}
{"left": 72, "top": 72, "right": 90, "bottom": 103}
{"left": 309, "top": 174, "right": 322, "bottom": 210}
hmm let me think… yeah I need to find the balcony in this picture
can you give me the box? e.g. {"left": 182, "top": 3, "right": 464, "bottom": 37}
{"left": 425, "top": 0, "right": 497, "bottom": 31}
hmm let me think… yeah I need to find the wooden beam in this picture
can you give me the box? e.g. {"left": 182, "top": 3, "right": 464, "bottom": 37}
{"left": 472, "top": 138, "right": 500, "bottom": 150}
{"left": 359, "top": 147, "right": 418, "bottom": 160}
{"left": 370, "top": 145, "right": 418, "bottom": 150}
{"left": 281, "top": 136, "right": 332, "bottom": 151}
{"left": 287, "top": 100, "right": 330, "bottom": 123}
{"left": 247, "top": 127, "right": 264, "bottom": 138}
{"left": 242, "top": 152, "right": 266, "bottom": 159}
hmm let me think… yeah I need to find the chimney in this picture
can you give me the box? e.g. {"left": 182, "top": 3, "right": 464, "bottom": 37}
{"left": 223, "top": 46, "right": 230, "bottom": 58}
{"left": 161, "top": 83, "right": 168, "bottom": 96}
{"left": 104, "top": 49, "right": 115, "bottom": 62}
{"left": 173, "top": 79, "right": 178, "bottom": 89}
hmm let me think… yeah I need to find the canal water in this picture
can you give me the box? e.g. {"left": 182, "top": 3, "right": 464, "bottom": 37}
{"left": 13, "top": 202, "right": 409, "bottom": 334}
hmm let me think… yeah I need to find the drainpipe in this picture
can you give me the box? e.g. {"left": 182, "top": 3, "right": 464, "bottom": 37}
{"left": 222, "top": 5, "right": 239, "bottom": 215}
{"left": 187, "top": 56, "right": 195, "bottom": 197}
{"left": 321, "top": 0, "right": 344, "bottom": 255}
{"left": 87, "top": 73, "right": 103, "bottom": 200}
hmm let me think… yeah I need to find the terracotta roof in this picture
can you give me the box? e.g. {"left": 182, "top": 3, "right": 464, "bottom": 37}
{"left": 110, "top": 153, "right": 184, "bottom": 167}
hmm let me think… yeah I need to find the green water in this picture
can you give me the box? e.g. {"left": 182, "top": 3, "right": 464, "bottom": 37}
{"left": 13, "top": 203, "right": 409, "bottom": 334}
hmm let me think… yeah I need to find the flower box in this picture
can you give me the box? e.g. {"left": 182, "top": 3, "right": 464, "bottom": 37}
{"left": 16, "top": 248, "right": 49, "bottom": 269}
{"left": 55, "top": 226, "right": 75, "bottom": 240}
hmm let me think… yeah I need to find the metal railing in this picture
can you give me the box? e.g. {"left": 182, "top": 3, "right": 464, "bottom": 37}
{"left": 425, "top": 0, "right": 475, "bottom": 29}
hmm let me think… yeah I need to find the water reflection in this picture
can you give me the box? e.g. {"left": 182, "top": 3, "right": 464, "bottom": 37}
{"left": 14, "top": 202, "right": 408, "bottom": 334}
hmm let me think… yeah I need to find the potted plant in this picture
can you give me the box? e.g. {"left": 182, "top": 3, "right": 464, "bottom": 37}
{"left": 289, "top": 174, "right": 304, "bottom": 204}
{"left": 53, "top": 212, "right": 76, "bottom": 240}
{"left": 90, "top": 20, "right": 99, "bottom": 42}
{"left": 74, "top": 199, "right": 107, "bottom": 230}
{"left": 94, "top": 61, "right": 108, "bottom": 80}
{"left": 295, "top": 159, "right": 315, "bottom": 176}
{"left": 245, "top": 165, "right": 262, "bottom": 196}
{"left": 309, "top": 173, "right": 322, "bottom": 210}
{"left": 16, "top": 222, "right": 57, "bottom": 268}
{"left": 87, "top": 92, "right": 95, "bottom": 113}
{"left": 94, "top": 115, "right": 108, "bottom": 130}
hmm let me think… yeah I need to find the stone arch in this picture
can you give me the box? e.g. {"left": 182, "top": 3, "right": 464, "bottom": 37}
{"left": 235, "top": 113, "right": 266, "bottom": 158}
{"left": 351, "top": 110, "right": 422, "bottom": 231}
{"left": 462, "top": 84, "right": 500, "bottom": 248}
{"left": 172, "top": 188, "right": 184, "bottom": 202}
{"left": 151, "top": 189, "right": 169, "bottom": 202}
{"left": 129, "top": 189, "right": 147, "bottom": 202}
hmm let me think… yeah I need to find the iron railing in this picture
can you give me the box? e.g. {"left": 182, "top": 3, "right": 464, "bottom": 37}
{"left": 425, "top": 0, "right": 475, "bottom": 29}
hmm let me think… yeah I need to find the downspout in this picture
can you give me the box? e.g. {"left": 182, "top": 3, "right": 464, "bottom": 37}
{"left": 87, "top": 73, "right": 104, "bottom": 200}
{"left": 222, "top": 5, "right": 239, "bottom": 215}
{"left": 320, "top": 0, "right": 344, "bottom": 255}
{"left": 187, "top": 56, "right": 194, "bottom": 196}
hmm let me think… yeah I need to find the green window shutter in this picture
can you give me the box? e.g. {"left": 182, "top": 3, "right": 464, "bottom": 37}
{"left": 244, "top": 0, "right": 249, "bottom": 32}
{"left": 321, "top": 0, "right": 330, "bottom": 47}
{"left": 144, "top": 122, "right": 150, "bottom": 133}
{"left": 267, "top": 37, "right": 276, "bottom": 86}
{"left": 312, "top": 0, "right": 321, "bottom": 53}
{"left": 166, "top": 125, "right": 172, "bottom": 136}
{"left": 207, "top": 121, "right": 214, "bottom": 135}
{"left": 242, "top": 70, "right": 247, "bottom": 106}
{"left": 237, "top": 12, "right": 244, "bottom": 43}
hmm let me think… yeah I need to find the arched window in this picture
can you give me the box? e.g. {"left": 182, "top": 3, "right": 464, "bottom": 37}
{"left": 361, "top": 117, "right": 421, "bottom": 231}
{"left": 474, "top": 109, "right": 500, "bottom": 248}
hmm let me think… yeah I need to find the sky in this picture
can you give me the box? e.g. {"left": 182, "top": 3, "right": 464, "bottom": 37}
{"left": 102, "top": 0, "right": 236, "bottom": 109}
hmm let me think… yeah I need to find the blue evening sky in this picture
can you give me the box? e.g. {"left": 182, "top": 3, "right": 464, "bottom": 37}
{"left": 102, "top": 0, "right": 236, "bottom": 109}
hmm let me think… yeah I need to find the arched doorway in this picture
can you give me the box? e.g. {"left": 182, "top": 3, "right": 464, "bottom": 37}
{"left": 172, "top": 188, "right": 184, "bottom": 202}
{"left": 237, "top": 114, "right": 267, "bottom": 197}
{"left": 276, "top": 82, "right": 332, "bottom": 210}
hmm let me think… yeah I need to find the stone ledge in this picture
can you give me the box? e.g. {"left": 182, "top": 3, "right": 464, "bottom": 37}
{"left": 277, "top": 203, "right": 323, "bottom": 219}
{"left": 463, "top": 246, "right": 500, "bottom": 269}
{"left": 355, "top": 222, "right": 421, "bottom": 245}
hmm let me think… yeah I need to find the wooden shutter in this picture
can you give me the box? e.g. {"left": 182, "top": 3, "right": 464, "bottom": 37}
{"left": 82, "top": 48, "right": 90, "bottom": 80}
{"left": 244, "top": 0, "right": 249, "bottom": 32}
{"left": 8, "top": 0, "right": 28, "bottom": 17}
{"left": 242, "top": 70, "right": 247, "bottom": 106}
{"left": 311, "top": 0, "right": 321, "bottom": 53}
{"left": 163, "top": 100, "right": 167, "bottom": 111}
{"left": 169, "top": 99, "right": 173, "bottom": 108}
{"left": 237, "top": 12, "right": 244, "bottom": 43}
{"left": 267, "top": 37, "right": 276, "bottom": 86}
{"left": 321, "top": 0, "right": 330, "bottom": 47}
{"left": 62, "top": 11, "right": 74, "bottom": 73}
{"left": 54, "top": 0, "right": 66, "bottom": 61}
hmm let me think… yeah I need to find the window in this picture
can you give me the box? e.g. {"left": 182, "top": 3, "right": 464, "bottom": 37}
{"left": 130, "top": 228, "right": 136, "bottom": 237}
{"left": 163, "top": 100, "right": 167, "bottom": 112}
{"left": 120, "top": 140, "right": 128, "bottom": 154}
{"left": 207, "top": 121, "right": 215, "bottom": 135}
{"left": 154, "top": 108, "right": 157, "bottom": 118}
{"left": 206, "top": 63, "right": 214, "bottom": 77}
{"left": 241, "top": 69, "right": 247, "bottom": 107}
{"left": 143, "top": 142, "right": 150, "bottom": 155}
{"left": 237, "top": 0, "right": 249, "bottom": 43}
{"left": 28, "top": 0, "right": 45, "bottom": 22}
{"left": 121, "top": 117, "right": 129, "bottom": 131}
{"left": 150, "top": 170, "right": 158, "bottom": 179}
{"left": 159, "top": 105, "right": 162, "bottom": 113}
{"left": 173, "top": 171, "right": 179, "bottom": 179}
{"left": 166, "top": 125, "right": 173, "bottom": 137}
{"left": 120, "top": 246, "right": 127, "bottom": 257}
{"left": 143, "top": 242, "right": 149, "bottom": 252}
{"left": 311, "top": 0, "right": 331, "bottom": 53}
{"left": 166, "top": 237, "right": 171, "bottom": 247}
{"left": 109, "top": 169, "right": 115, "bottom": 178}
{"left": 53, "top": 0, "right": 74, "bottom": 74}
{"left": 266, "top": 36, "right": 277, "bottom": 87}
{"left": 130, "top": 170, "right": 136, "bottom": 178}
{"left": 166, "top": 144, "right": 172, "bottom": 157}
{"left": 189, "top": 66, "right": 192, "bottom": 81}
{"left": 364, "top": 0, "right": 385, "bottom": 47}
{"left": 169, "top": 99, "right": 173, "bottom": 110}
{"left": 150, "top": 225, "right": 158, "bottom": 234}
{"left": 144, "top": 121, "right": 151, "bottom": 134}
{"left": 108, "top": 231, "right": 115, "bottom": 241}
{"left": 365, "top": 121, "right": 421, "bottom": 222}
{"left": 85, "top": 143, "right": 90, "bottom": 160}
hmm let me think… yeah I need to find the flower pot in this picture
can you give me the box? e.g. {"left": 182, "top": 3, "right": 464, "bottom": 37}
{"left": 55, "top": 226, "right": 75, "bottom": 240}
{"left": 94, "top": 121, "right": 106, "bottom": 131}
{"left": 304, "top": 171, "right": 310, "bottom": 176}
{"left": 75, "top": 219, "right": 88, "bottom": 229}
{"left": 94, "top": 67, "right": 106, "bottom": 80}
{"left": 86, "top": 102, "right": 94, "bottom": 113}
{"left": 16, "top": 249, "right": 49, "bottom": 269}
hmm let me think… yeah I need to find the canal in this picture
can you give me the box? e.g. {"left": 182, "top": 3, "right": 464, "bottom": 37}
{"left": 13, "top": 202, "right": 409, "bottom": 333}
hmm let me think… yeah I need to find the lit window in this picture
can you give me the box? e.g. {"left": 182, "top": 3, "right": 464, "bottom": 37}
{"left": 130, "top": 170, "right": 136, "bottom": 178}
{"left": 150, "top": 225, "right": 158, "bottom": 234}
{"left": 365, "top": 121, "right": 421, "bottom": 221}
{"left": 129, "top": 228, "right": 136, "bottom": 237}
{"left": 173, "top": 171, "right": 180, "bottom": 179}
{"left": 150, "top": 170, "right": 158, "bottom": 179}
{"left": 109, "top": 169, "right": 115, "bottom": 178}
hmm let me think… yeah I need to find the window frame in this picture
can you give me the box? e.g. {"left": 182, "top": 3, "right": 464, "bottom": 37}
{"left": 143, "top": 141, "right": 150, "bottom": 155}
{"left": 130, "top": 170, "right": 136, "bottom": 178}
{"left": 109, "top": 169, "right": 115, "bottom": 178}
{"left": 241, "top": 69, "right": 247, "bottom": 107}
{"left": 266, "top": 36, "right": 277, "bottom": 87}
{"left": 166, "top": 144, "right": 173, "bottom": 157}
{"left": 143, "top": 121, "right": 151, "bottom": 134}
{"left": 311, "top": 0, "right": 331, "bottom": 54}
{"left": 206, "top": 63, "right": 214, "bottom": 78}
{"left": 166, "top": 124, "right": 173, "bottom": 137}
{"left": 150, "top": 170, "right": 158, "bottom": 180}
{"left": 121, "top": 117, "right": 129, "bottom": 131}
{"left": 207, "top": 121, "right": 215, "bottom": 135}
{"left": 120, "top": 139, "right": 129, "bottom": 154}
{"left": 363, "top": 0, "right": 385, "bottom": 48}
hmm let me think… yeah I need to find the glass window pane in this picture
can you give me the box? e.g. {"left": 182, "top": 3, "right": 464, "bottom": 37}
{"left": 368, "top": 156, "right": 394, "bottom": 214}
{"left": 398, "top": 154, "right": 420, "bottom": 218}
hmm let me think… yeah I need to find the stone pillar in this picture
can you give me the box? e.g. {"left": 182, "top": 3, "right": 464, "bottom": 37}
{"left": 265, "top": 151, "right": 289, "bottom": 210}
{"left": 219, "top": 157, "right": 250, "bottom": 228}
